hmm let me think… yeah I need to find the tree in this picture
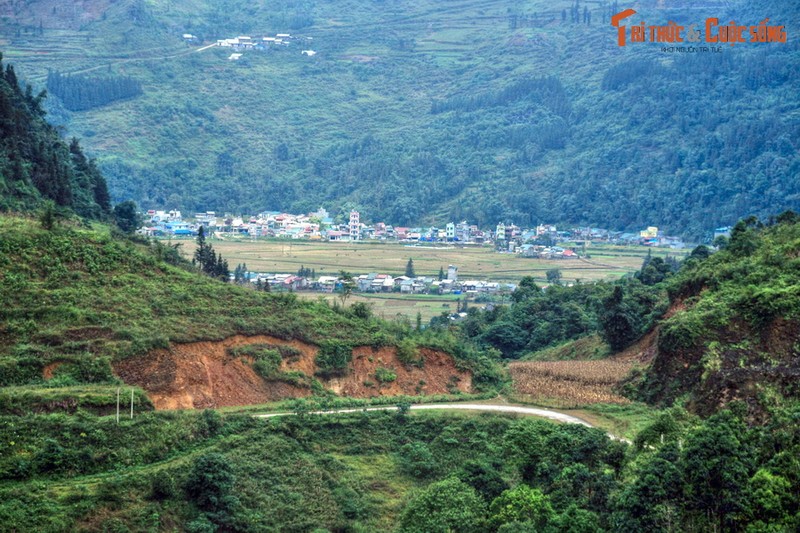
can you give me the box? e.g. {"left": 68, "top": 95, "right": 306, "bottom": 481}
{"left": 600, "top": 286, "right": 636, "bottom": 351}
{"left": 438, "top": 266, "right": 445, "bottom": 281}
{"left": 396, "top": 477, "right": 487, "bottom": 533}
{"left": 39, "top": 200, "right": 56, "bottom": 230}
{"left": 489, "top": 485, "right": 554, "bottom": 530}
{"left": 546, "top": 268, "right": 562, "bottom": 285}
{"left": 458, "top": 460, "right": 509, "bottom": 502}
{"left": 315, "top": 340, "right": 353, "bottom": 377}
{"left": 680, "top": 411, "right": 755, "bottom": 531}
{"left": 338, "top": 270, "right": 355, "bottom": 306}
{"left": 185, "top": 453, "right": 239, "bottom": 527}
{"left": 511, "top": 276, "right": 540, "bottom": 303}
{"left": 405, "top": 258, "right": 416, "bottom": 278}
{"left": 113, "top": 200, "right": 141, "bottom": 234}
{"left": 193, "top": 226, "right": 230, "bottom": 281}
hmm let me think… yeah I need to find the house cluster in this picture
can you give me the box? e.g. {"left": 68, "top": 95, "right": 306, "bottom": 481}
{"left": 140, "top": 209, "right": 685, "bottom": 250}
{"left": 246, "top": 265, "right": 516, "bottom": 297}
{"left": 212, "top": 32, "right": 315, "bottom": 60}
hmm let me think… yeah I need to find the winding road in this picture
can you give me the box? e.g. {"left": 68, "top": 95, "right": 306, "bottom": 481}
{"left": 255, "top": 403, "right": 631, "bottom": 443}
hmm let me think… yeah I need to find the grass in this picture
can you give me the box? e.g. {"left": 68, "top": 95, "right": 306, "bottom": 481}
{"left": 0, "top": 216, "right": 387, "bottom": 381}
{"left": 179, "top": 238, "right": 681, "bottom": 283}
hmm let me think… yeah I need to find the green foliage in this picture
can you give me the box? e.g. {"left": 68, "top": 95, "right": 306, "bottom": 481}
{"left": 489, "top": 485, "right": 554, "bottom": 530}
{"left": 640, "top": 214, "right": 800, "bottom": 411}
{"left": 459, "top": 279, "right": 664, "bottom": 359}
{"left": 398, "top": 441, "right": 437, "bottom": 479}
{"left": 374, "top": 366, "right": 397, "bottom": 383}
{"left": 0, "top": 57, "right": 110, "bottom": 218}
{"left": 185, "top": 452, "right": 239, "bottom": 527}
{"left": 396, "top": 477, "right": 486, "bottom": 533}
{"left": 396, "top": 338, "right": 422, "bottom": 367}
{"left": 405, "top": 258, "right": 416, "bottom": 278}
{"left": 113, "top": 200, "right": 141, "bottom": 234}
{"left": 600, "top": 286, "right": 636, "bottom": 352}
{"left": 315, "top": 340, "right": 353, "bottom": 377}
{"left": 229, "top": 344, "right": 283, "bottom": 379}
{"left": 46, "top": 70, "right": 143, "bottom": 112}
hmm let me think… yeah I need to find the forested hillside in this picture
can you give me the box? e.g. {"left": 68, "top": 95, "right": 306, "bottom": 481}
{"left": 2, "top": 0, "right": 798, "bottom": 237}
{"left": 0, "top": 54, "right": 110, "bottom": 217}
{"left": 635, "top": 213, "right": 800, "bottom": 418}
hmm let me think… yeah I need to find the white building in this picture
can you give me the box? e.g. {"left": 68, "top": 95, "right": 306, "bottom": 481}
{"left": 446, "top": 222, "right": 455, "bottom": 241}
{"left": 447, "top": 265, "right": 458, "bottom": 282}
{"left": 496, "top": 222, "right": 506, "bottom": 240}
{"left": 349, "top": 210, "right": 361, "bottom": 241}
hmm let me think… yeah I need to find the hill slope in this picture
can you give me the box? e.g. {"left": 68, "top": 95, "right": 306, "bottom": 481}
{"left": 634, "top": 214, "right": 800, "bottom": 417}
{"left": 0, "top": 215, "right": 502, "bottom": 408}
{"left": 0, "top": 54, "right": 110, "bottom": 217}
{"left": 2, "top": 0, "right": 799, "bottom": 236}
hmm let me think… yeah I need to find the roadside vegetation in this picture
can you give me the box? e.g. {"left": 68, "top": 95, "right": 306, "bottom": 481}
{"left": 2, "top": 404, "right": 799, "bottom": 531}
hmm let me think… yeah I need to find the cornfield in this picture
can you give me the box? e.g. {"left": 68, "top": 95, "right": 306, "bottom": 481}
{"left": 509, "top": 360, "right": 634, "bottom": 407}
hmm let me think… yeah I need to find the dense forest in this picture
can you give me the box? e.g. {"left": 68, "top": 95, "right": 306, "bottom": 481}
{"left": 0, "top": 54, "right": 110, "bottom": 218}
{"left": 46, "top": 71, "right": 143, "bottom": 111}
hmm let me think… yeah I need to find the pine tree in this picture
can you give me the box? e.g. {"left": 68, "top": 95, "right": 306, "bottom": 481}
{"left": 405, "top": 258, "right": 415, "bottom": 278}
{"left": 438, "top": 266, "right": 445, "bottom": 281}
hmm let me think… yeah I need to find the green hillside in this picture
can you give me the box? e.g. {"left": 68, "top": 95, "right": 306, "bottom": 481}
{"left": 0, "top": 53, "right": 110, "bottom": 217}
{"left": 0, "top": 214, "right": 504, "bottom": 396}
{"left": 2, "top": 0, "right": 798, "bottom": 237}
{"left": 635, "top": 213, "right": 800, "bottom": 417}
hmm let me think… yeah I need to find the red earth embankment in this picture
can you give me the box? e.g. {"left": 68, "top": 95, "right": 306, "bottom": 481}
{"left": 114, "top": 335, "right": 471, "bottom": 410}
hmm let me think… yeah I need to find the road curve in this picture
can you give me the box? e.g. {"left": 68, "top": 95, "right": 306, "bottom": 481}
{"left": 255, "top": 403, "right": 631, "bottom": 443}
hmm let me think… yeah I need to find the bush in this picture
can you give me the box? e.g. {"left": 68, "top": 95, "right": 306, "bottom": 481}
{"left": 150, "top": 471, "right": 177, "bottom": 501}
{"left": 396, "top": 477, "right": 486, "bottom": 533}
{"left": 397, "top": 338, "right": 423, "bottom": 367}
{"left": 398, "top": 442, "right": 437, "bottom": 479}
{"left": 315, "top": 341, "right": 353, "bottom": 377}
{"left": 375, "top": 367, "right": 397, "bottom": 383}
{"left": 185, "top": 453, "right": 239, "bottom": 526}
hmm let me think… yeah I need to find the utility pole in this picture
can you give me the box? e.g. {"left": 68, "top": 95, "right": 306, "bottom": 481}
{"left": 130, "top": 389, "right": 134, "bottom": 419}
{"left": 116, "top": 387, "right": 120, "bottom": 424}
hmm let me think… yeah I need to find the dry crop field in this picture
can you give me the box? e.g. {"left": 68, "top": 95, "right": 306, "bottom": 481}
{"left": 175, "top": 239, "right": 682, "bottom": 284}
{"left": 509, "top": 359, "right": 635, "bottom": 407}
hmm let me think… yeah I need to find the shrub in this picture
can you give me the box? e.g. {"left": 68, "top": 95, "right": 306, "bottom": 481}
{"left": 375, "top": 367, "right": 397, "bottom": 383}
{"left": 150, "top": 471, "right": 177, "bottom": 501}
{"left": 397, "top": 338, "right": 423, "bottom": 367}
{"left": 396, "top": 477, "right": 486, "bottom": 532}
{"left": 315, "top": 340, "right": 353, "bottom": 377}
{"left": 398, "top": 442, "right": 437, "bottom": 479}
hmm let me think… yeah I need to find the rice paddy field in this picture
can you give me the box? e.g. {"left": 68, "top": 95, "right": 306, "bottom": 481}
{"left": 178, "top": 238, "right": 688, "bottom": 283}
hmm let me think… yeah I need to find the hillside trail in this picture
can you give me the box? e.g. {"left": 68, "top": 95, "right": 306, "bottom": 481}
{"left": 255, "top": 402, "right": 632, "bottom": 443}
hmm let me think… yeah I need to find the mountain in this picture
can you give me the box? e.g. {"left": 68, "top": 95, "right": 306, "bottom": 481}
{"left": 2, "top": 0, "right": 798, "bottom": 238}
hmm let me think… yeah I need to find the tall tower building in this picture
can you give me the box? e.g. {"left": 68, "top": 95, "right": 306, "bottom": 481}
{"left": 349, "top": 210, "right": 361, "bottom": 241}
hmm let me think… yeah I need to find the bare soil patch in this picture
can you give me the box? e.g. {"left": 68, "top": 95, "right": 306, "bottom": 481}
{"left": 115, "top": 335, "right": 472, "bottom": 409}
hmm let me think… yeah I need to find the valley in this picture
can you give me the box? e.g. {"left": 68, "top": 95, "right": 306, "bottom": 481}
{"left": 1, "top": 0, "right": 799, "bottom": 530}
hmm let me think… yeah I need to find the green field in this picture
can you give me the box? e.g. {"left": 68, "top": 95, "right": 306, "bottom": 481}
{"left": 178, "top": 238, "right": 687, "bottom": 283}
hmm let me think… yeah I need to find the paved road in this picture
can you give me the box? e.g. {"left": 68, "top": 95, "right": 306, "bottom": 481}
{"left": 255, "top": 403, "right": 631, "bottom": 443}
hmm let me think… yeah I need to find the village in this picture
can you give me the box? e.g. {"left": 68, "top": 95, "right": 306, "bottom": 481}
{"left": 182, "top": 31, "right": 316, "bottom": 61}
{"left": 141, "top": 207, "right": 690, "bottom": 252}
{"left": 139, "top": 207, "right": 699, "bottom": 302}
